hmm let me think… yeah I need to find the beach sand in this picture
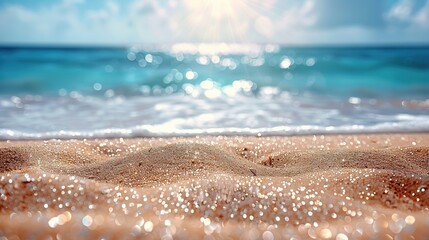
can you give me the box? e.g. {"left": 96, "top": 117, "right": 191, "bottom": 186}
{"left": 0, "top": 133, "right": 428, "bottom": 239}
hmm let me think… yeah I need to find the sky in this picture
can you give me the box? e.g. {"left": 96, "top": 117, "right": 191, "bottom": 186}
{"left": 0, "top": 0, "right": 428, "bottom": 45}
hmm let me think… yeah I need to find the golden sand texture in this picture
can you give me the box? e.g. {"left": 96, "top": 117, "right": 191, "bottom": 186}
{"left": 0, "top": 134, "right": 428, "bottom": 239}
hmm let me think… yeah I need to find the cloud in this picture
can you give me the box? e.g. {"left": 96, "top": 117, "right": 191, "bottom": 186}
{"left": 130, "top": 1, "right": 162, "bottom": 15}
{"left": 311, "top": 0, "right": 384, "bottom": 28}
{"left": 87, "top": 0, "right": 119, "bottom": 23}
{"left": 0, "top": 1, "right": 84, "bottom": 43}
{"left": 0, "top": 0, "right": 135, "bottom": 44}
{"left": 387, "top": 0, "right": 414, "bottom": 21}
{"left": 0, "top": 0, "right": 428, "bottom": 45}
{"left": 386, "top": 0, "right": 429, "bottom": 28}
{"left": 414, "top": 0, "right": 429, "bottom": 27}
{"left": 275, "top": 0, "right": 316, "bottom": 29}
{"left": 269, "top": 0, "right": 429, "bottom": 44}
{"left": 107, "top": 0, "right": 119, "bottom": 14}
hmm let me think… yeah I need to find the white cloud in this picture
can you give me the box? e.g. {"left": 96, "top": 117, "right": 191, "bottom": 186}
{"left": 387, "top": 0, "right": 414, "bottom": 21}
{"left": 0, "top": 0, "right": 428, "bottom": 45}
{"left": 387, "top": 0, "right": 429, "bottom": 28}
{"left": 0, "top": 0, "right": 136, "bottom": 44}
{"left": 311, "top": 0, "right": 384, "bottom": 28}
{"left": 130, "top": 1, "right": 164, "bottom": 16}
{"left": 0, "top": 5, "right": 33, "bottom": 23}
{"left": 0, "top": 2, "right": 84, "bottom": 43}
{"left": 107, "top": 0, "right": 119, "bottom": 15}
{"left": 414, "top": 0, "right": 429, "bottom": 27}
{"left": 276, "top": 0, "right": 316, "bottom": 29}
{"left": 87, "top": 1, "right": 119, "bottom": 23}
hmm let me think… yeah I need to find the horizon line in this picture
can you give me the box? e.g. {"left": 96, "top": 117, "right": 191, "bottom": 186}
{"left": 1, "top": 42, "right": 429, "bottom": 49}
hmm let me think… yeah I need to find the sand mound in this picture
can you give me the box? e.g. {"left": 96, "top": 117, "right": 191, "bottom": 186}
{"left": 65, "top": 143, "right": 275, "bottom": 186}
{"left": 0, "top": 134, "right": 428, "bottom": 239}
{"left": 2, "top": 140, "right": 427, "bottom": 187}
{"left": 1, "top": 139, "right": 428, "bottom": 210}
{"left": 261, "top": 147, "right": 429, "bottom": 175}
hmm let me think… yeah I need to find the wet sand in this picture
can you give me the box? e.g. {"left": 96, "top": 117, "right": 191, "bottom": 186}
{"left": 0, "top": 134, "right": 428, "bottom": 239}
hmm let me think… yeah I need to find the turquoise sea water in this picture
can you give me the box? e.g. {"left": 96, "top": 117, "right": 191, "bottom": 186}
{"left": 0, "top": 44, "right": 428, "bottom": 139}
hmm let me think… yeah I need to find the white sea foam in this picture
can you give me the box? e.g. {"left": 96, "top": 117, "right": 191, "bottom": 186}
{"left": 1, "top": 94, "right": 428, "bottom": 140}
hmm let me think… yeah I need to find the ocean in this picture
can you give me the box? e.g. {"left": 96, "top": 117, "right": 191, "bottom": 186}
{"left": 0, "top": 44, "right": 428, "bottom": 139}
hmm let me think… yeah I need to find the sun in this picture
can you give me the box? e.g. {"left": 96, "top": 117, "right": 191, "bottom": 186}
{"left": 203, "top": 0, "right": 235, "bottom": 20}
{"left": 181, "top": 0, "right": 261, "bottom": 43}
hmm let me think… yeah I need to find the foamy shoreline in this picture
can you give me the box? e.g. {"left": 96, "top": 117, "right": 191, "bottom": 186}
{"left": 1, "top": 133, "right": 428, "bottom": 239}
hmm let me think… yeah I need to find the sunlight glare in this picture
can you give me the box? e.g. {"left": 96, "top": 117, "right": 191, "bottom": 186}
{"left": 182, "top": 0, "right": 261, "bottom": 43}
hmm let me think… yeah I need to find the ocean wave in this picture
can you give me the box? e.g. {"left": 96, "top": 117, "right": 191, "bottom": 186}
{"left": 1, "top": 45, "right": 429, "bottom": 140}
{"left": 1, "top": 122, "right": 429, "bottom": 140}
{"left": 1, "top": 94, "right": 428, "bottom": 140}
{"left": 1, "top": 46, "right": 429, "bottom": 99}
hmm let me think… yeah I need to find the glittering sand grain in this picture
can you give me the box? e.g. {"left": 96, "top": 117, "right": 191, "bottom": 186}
{"left": 0, "top": 134, "right": 428, "bottom": 239}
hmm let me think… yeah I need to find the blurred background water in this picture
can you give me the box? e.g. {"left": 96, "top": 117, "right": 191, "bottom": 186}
{"left": 0, "top": 44, "right": 428, "bottom": 139}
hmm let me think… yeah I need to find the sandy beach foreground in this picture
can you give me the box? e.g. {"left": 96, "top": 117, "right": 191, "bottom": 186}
{"left": 0, "top": 134, "right": 428, "bottom": 239}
